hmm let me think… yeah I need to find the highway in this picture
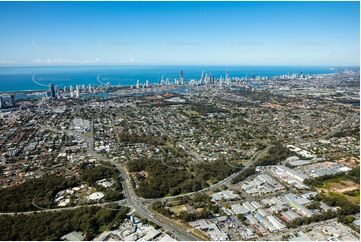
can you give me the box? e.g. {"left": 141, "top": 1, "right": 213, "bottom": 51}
{"left": 108, "top": 115, "right": 201, "bottom": 241}
{"left": 116, "top": 162, "right": 200, "bottom": 241}
{"left": 2, "top": 124, "right": 198, "bottom": 240}
{"left": 39, "top": 122, "right": 201, "bottom": 240}
{"left": 21, "top": 122, "right": 273, "bottom": 240}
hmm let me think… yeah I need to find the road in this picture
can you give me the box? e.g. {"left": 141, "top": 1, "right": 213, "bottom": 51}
{"left": 70, "top": 118, "right": 273, "bottom": 240}
{"left": 117, "top": 162, "right": 200, "bottom": 241}
{"left": 29, "top": 122, "right": 273, "bottom": 240}
{"left": 108, "top": 115, "right": 201, "bottom": 241}
{"left": 38, "top": 122, "right": 201, "bottom": 240}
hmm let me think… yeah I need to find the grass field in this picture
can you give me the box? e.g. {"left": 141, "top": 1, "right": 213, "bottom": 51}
{"left": 169, "top": 205, "right": 188, "bottom": 215}
{"left": 343, "top": 189, "right": 360, "bottom": 205}
{"left": 183, "top": 109, "right": 200, "bottom": 118}
{"left": 314, "top": 174, "right": 360, "bottom": 205}
{"left": 318, "top": 175, "right": 359, "bottom": 193}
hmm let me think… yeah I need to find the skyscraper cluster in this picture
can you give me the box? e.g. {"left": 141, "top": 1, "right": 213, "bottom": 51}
{"left": 0, "top": 94, "right": 16, "bottom": 109}
{"left": 46, "top": 83, "right": 104, "bottom": 100}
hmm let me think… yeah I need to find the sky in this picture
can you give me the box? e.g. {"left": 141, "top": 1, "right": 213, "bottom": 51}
{"left": 0, "top": 1, "right": 359, "bottom": 66}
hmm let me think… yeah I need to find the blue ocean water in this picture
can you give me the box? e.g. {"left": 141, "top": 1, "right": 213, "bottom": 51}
{"left": 0, "top": 65, "right": 337, "bottom": 92}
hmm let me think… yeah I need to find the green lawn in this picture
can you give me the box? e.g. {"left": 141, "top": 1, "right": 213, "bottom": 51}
{"left": 169, "top": 205, "right": 188, "bottom": 215}
{"left": 343, "top": 189, "right": 360, "bottom": 205}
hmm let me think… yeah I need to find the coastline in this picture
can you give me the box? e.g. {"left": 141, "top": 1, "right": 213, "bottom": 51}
{"left": 0, "top": 65, "right": 346, "bottom": 94}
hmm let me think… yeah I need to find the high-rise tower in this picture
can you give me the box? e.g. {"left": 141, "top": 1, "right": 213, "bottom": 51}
{"left": 180, "top": 70, "right": 184, "bottom": 85}
{"left": 49, "top": 84, "right": 56, "bottom": 98}
{"left": 9, "top": 94, "right": 15, "bottom": 107}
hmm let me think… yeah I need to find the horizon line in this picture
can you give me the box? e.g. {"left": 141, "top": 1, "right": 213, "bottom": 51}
{"left": 0, "top": 64, "right": 359, "bottom": 68}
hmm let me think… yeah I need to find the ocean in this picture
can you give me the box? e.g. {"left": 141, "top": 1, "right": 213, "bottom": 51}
{"left": 0, "top": 65, "right": 337, "bottom": 92}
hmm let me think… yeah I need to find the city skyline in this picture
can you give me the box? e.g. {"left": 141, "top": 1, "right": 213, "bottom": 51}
{"left": 0, "top": 2, "right": 359, "bottom": 241}
{"left": 0, "top": 1, "right": 359, "bottom": 66}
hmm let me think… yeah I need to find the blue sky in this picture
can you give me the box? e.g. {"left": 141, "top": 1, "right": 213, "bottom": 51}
{"left": 0, "top": 1, "right": 359, "bottom": 66}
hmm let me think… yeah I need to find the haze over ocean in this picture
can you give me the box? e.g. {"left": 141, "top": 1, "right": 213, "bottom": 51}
{"left": 0, "top": 2, "right": 358, "bottom": 92}
{"left": 0, "top": 65, "right": 338, "bottom": 92}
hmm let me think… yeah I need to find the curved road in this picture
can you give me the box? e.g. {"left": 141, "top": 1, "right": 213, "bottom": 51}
{"left": 3, "top": 105, "right": 355, "bottom": 240}
{"left": 15, "top": 122, "right": 272, "bottom": 240}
